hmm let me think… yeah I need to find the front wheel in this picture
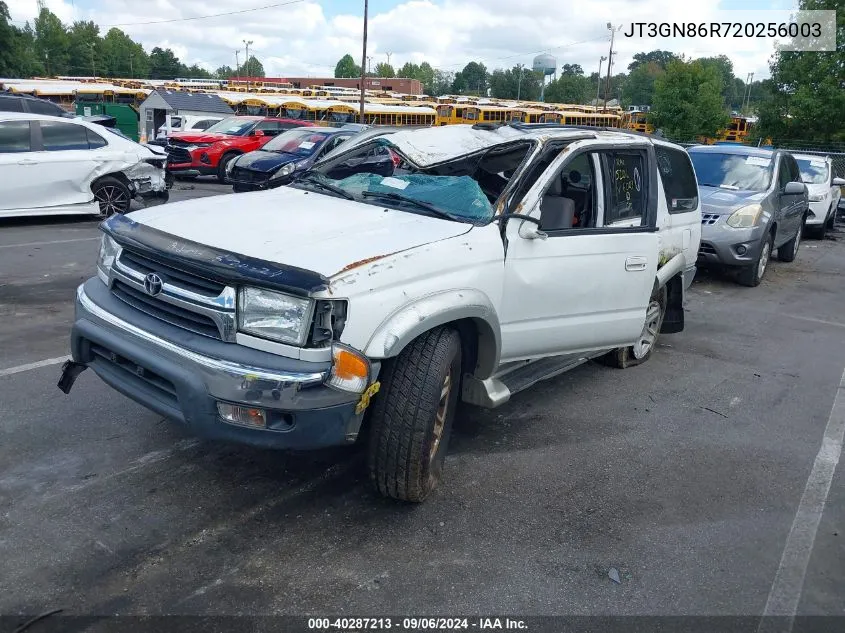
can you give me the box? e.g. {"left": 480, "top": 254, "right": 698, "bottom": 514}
{"left": 92, "top": 176, "right": 131, "bottom": 218}
{"left": 367, "top": 327, "right": 462, "bottom": 502}
{"left": 217, "top": 153, "right": 238, "bottom": 183}
{"left": 737, "top": 233, "right": 773, "bottom": 287}
{"left": 778, "top": 220, "right": 803, "bottom": 262}
{"left": 600, "top": 286, "right": 666, "bottom": 369}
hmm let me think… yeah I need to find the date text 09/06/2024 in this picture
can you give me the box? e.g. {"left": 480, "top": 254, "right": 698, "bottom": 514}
{"left": 307, "top": 617, "right": 528, "bottom": 630}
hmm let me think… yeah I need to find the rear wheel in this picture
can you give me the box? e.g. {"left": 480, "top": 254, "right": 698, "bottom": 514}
{"left": 737, "top": 233, "right": 773, "bottom": 287}
{"left": 367, "top": 327, "right": 462, "bottom": 502}
{"left": 92, "top": 176, "right": 131, "bottom": 217}
{"left": 600, "top": 286, "right": 666, "bottom": 369}
{"left": 778, "top": 220, "right": 803, "bottom": 262}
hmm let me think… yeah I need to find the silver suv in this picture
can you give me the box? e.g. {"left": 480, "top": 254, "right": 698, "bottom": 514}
{"left": 689, "top": 145, "right": 809, "bottom": 287}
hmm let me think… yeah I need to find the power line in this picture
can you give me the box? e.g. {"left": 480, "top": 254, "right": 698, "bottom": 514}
{"left": 100, "top": 0, "right": 306, "bottom": 27}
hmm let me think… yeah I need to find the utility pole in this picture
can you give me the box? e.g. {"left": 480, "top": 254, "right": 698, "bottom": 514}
{"left": 243, "top": 40, "right": 253, "bottom": 90}
{"left": 129, "top": 51, "right": 133, "bottom": 77}
{"left": 743, "top": 72, "right": 754, "bottom": 111}
{"left": 386, "top": 52, "right": 392, "bottom": 68}
{"left": 596, "top": 55, "right": 606, "bottom": 107}
{"left": 88, "top": 42, "right": 96, "bottom": 77}
{"left": 235, "top": 49, "right": 240, "bottom": 85}
{"left": 604, "top": 23, "right": 620, "bottom": 111}
{"left": 358, "top": 0, "right": 369, "bottom": 123}
{"left": 516, "top": 64, "right": 524, "bottom": 101}
{"left": 367, "top": 56, "right": 373, "bottom": 74}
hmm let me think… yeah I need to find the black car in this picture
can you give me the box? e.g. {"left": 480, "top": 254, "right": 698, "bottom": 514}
{"left": 0, "top": 93, "right": 74, "bottom": 117}
{"left": 228, "top": 127, "right": 367, "bottom": 192}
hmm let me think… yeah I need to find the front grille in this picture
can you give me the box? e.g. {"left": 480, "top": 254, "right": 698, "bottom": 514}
{"left": 698, "top": 243, "right": 717, "bottom": 255}
{"left": 119, "top": 251, "right": 224, "bottom": 296}
{"left": 110, "top": 249, "right": 234, "bottom": 341}
{"left": 166, "top": 146, "right": 192, "bottom": 164}
{"left": 702, "top": 213, "right": 720, "bottom": 225}
{"left": 112, "top": 280, "right": 221, "bottom": 339}
{"left": 231, "top": 167, "right": 269, "bottom": 185}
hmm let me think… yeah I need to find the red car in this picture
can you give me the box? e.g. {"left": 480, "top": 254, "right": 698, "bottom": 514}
{"left": 163, "top": 116, "right": 315, "bottom": 181}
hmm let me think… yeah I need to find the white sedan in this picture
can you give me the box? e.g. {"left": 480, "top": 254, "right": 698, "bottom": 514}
{"left": 794, "top": 153, "right": 844, "bottom": 238}
{"left": 0, "top": 113, "right": 168, "bottom": 219}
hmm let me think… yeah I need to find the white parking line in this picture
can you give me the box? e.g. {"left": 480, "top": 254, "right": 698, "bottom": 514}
{"left": 0, "top": 237, "right": 100, "bottom": 250}
{"left": 758, "top": 363, "right": 845, "bottom": 632}
{"left": 0, "top": 355, "right": 70, "bottom": 377}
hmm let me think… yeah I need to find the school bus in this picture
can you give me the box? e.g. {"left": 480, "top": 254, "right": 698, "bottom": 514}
{"left": 358, "top": 103, "right": 436, "bottom": 126}
{"left": 462, "top": 105, "right": 515, "bottom": 124}
{"left": 539, "top": 111, "right": 624, "bottom": 128}
{"left": 510, "top": 107, "right": 547, "bottom": 123}
{"left": 624, "top": 110, "right": 654, "bottom": 134}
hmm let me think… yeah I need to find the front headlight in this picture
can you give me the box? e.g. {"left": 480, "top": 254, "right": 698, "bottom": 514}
{"left": 270, "top": 162, "right": 297, "bottom": 180}
{"left": 808, "top": 193, "right": 826, "bottom": 202}
{"left": 238, "top": 287, "right": 312, "bottom": 345}
{"left": 96, "top": 234, "right": 121, "bottom": 284}
{"left": 726, "top": 204, "right": 764, "bottom": 228}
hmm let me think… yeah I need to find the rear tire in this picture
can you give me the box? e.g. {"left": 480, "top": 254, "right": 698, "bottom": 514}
{"left": 600, "top": 286, "right": 666, "bottom": 369}
{"left": 778, "top": 220, "right": 803, "bottom": 262}
{"left": 367, "top": 327, "right": 462, "bottom": 502}
{"left": 92, "top": 176, "right": 131, "bottom": 218}
{"left": 737, "top": 233, "right": 773, "bottom": 287}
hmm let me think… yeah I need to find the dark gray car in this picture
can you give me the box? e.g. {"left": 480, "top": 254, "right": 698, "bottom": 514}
{"left": 688, "top": 145, "right": 809, "bottom": 287}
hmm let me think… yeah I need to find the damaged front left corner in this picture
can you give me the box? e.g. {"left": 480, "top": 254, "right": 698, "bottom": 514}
{"left": 57, "top": 360, "right": 87, "bottom": 394}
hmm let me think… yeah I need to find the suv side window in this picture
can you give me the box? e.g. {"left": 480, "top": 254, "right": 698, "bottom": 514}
{"left": 0, "top": 121, "right": 32, "bottom": 152}
{"left": 655, "top": 145, "right": 698, "bottom": 214}
{"left": 28, "top": 99, "right": 64, "bottom": 116}
{"left": 787, "top": 156, "right": 802, "bottom": 182}
{"left": 193, "top": 119, "right": 218, "bottom": 130}
{"left": 778, "top": 156, "right": 791, "bottom": 189}
{"left": 86, "top": 128, "right": 107, "bottom": 149}
{"left": 601, "top": 151, "right": 647, "bottom": 226}
{"left": 40, "top": 121, "right": 91, "bottom": 151}
{"left": 0, "top": 97, "right": 25, "bottom": 112}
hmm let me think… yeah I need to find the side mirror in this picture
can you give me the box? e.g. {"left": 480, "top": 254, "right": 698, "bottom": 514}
{"left": 784, "top": 181, "right": 806, "bottom": 195}
{"left": 252, "top": 129, "right": 265, "bottom": 137}
{"left": 517, "top": 219, "right": 548, "bottom": 241}
{"left": 833, "top": 177, "right": 845, "bottom": 187}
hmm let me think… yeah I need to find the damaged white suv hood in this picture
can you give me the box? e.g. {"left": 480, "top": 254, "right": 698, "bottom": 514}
{"left": 128, "top": 186, "right": 474, "bottom": 278}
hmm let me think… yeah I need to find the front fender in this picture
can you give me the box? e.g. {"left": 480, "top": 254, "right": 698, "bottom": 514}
{"left": 363, "top": 289, "right": 501, "bottom": 379}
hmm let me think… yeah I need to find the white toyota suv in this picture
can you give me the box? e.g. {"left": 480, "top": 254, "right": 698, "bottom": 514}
{"left": 60, "top": 123, "right": 701, "bottom": 501}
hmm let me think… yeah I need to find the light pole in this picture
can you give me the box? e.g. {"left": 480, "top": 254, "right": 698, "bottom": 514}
{"left": 604, "top": 23, "right": 621, "bottom": 111}
{"left": 243, "top": 40, "right": 253, "bottom": 90}
{"left": 359, "top": 0, "right": 369, "bottom": 123}
{"left": 235, "top": 49, "right": 240, "bottom": 85}
{"left": 743, "top": 72, "right": 754, "bottom": 111}
{"left": 596, "top": 55, "right": 606, "bottom": 107}
{"left": 88, "top": 42, "right": 96, "bottom": 77}
{"left": 516, "top": 63, "right": 524, "bottom": 101}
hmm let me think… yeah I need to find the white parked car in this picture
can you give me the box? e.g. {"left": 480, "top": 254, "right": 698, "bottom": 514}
{"left": 794, "top": 153, "right": 844, "bottom": 238}
{"left": 155, "top": 114, "right": 225, "bottom": 140}
{"left": 61, "top": 124, "right": 701, "bottom": 501}
{"left": 0, "top": 113, "right": 168, "bottom": 219}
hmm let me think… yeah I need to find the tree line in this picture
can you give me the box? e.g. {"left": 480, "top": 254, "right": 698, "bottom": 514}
{"left": 0, "top": 2, "right": 265, "bottom": 79}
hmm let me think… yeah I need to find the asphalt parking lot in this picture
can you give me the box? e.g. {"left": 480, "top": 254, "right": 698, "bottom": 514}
{"left": 1, "top": 183, "right": 844, "bottom": 623}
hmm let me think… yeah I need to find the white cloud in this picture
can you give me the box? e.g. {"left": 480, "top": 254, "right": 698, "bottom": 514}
{"left": 6, "top": 0, "right": 788, "bottom": 79}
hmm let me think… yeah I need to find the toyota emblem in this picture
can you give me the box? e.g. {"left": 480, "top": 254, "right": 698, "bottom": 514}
{"left": 144, "top": 273, "right": 163, "bottom": 296}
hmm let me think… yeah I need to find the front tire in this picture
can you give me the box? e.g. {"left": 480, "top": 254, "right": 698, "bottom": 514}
{"left": 92, "top": 176, "right": 131, "bottom": 217}
{"left": 778, "top": 220, "right": 803, "bottom": 262}
{"left": 737, "top": 233, "right": 773, "bottom": 287}
{"left": 217, "top": 153, "right": 239, "bottom": 183}
{"left": 367, "top": 327, "right": 462, "bottom": 502}
{"left": 601, "top": 286, "right": 666, "bottom": 369}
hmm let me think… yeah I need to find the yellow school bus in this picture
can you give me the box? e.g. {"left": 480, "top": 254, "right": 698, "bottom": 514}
{"left": 624, "top": 110, "right": 654, "bottom": 134}
{"left": 359, "top": 103, "right": 436, "bottom": 126}
{"left": 462, "top": 105, "right": 515, "bottom": 124}
{"left": 539, "top": 111, "right": 623, "bottom": 128}
{"left": 435, "top": 104, "right": 468, "bottom": 125}
{"left": 511, "top": 107, "right": 546, "bottom": 123}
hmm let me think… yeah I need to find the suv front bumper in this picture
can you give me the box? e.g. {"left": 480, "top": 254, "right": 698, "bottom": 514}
{"left": 68, "top": 278, "right": 363, "bottom": 449}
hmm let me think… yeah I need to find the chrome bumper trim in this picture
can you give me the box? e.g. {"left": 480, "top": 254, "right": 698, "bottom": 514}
{"left": 78, "top": 285, "right": 327, "bottom": 386}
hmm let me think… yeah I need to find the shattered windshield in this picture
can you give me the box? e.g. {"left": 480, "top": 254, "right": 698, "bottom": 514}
{"left": 689, "top": 151, "right": 773, "bottom": 192}
{"left": 796, "top": 158, "right": 829, "bottom": 184}
{"left": 297, "top": 137, "right": 533, "bottom": 223}
{"left": 263, "top": 129, "right": 330, "bottom": 155}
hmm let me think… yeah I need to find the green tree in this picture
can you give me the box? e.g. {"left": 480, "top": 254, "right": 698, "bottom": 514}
{"left": 450, "top": 71, "right": 467, "bottom": 94}
{"left": 67, "top": 21, "right": 100, "bottom": 75}
{"left": 237, "top": 55, "right": 263, "bottom": 78}
{"left": 622, "top": 61, "right": 663, "bottom": 106}
{"left": 697, "top": 55, "right": 736, "bottom": 107}
{"left": 398, "top": 61, "right": 419, "bottom": 78}
{"left": 215, "top": 64, "right": 234, "bottom": 78}
{"left": 458, "top": 61, "right": 488, "bottom": 95}
{"left": 417, "top": 61, "right": 435, "bottom": 94}
{"left": 375, "top": 62, "right": 394, "bottom": 78}
{"left": 560, "top": 63, "right": 583, "bottom": 76}
{"left": 34, "top": 8, "right": 69, "bottom": 75}
{"left": 100, "top": 28, "right": 148, "bottom": 78}
{"left": 651, "top": 59, "right": 730, "bottom": 140}
{"left": 544, "top": 71, "right": 590, "bottom": 104}
{"left": 489, "top": 66, "right": 541, "bottom": 100}
{"left": 628, "top": 50, "right": 678, "bottom": 72}
{"left": 756, "top": 0, "right": 844, "bottom": 143}
{"left": 334, "top": 53, "right": 360, "bottom": 78}
{"left": 148, "top": 47, "right": 182, "bottom": 79}
{"left": 432, "top": 69, "right": 454, "bottom": 95}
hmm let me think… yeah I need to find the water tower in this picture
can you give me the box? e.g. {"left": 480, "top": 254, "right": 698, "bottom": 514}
{"left": 532, "top": 53, "right": 557, "bottom": 102}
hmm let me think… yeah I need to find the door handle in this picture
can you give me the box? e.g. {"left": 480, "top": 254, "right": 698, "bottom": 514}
{"left": 17, "top": 159, "right": 38, "bottom": 165}
{"left": 625, "top": 256, "right": 648, "bottom": 271}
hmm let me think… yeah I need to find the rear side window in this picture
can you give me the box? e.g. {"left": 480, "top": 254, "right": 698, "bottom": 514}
{"left": 28, "top": 99, "right": 64, "bottom": 116}
{"left": 86, "top": 128, "right": 107, "bottom": 149}
{"left": 40, "top": 121, "right": 93, "bottom": 151}
{"left": 0, "top": 98, "right": 25, "bottom": 113}
{"left": 193, "top": 119, "right": 219, "bottom": 130}
{"left": 0, "top": 121, "right": 32, "bottom": 152}
{"left": 787, "top": 156, "right": 802, "bottom": 182}
{"left": 656, "top": 145, "right": 698, "bottom": 213}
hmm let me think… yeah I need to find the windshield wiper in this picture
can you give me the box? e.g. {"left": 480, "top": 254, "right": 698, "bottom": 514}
{"left": 360, "top": 191, "right": 458, "bottom": 221}
{"left": 293, "top": 172, "right": 354, "bottom": 200}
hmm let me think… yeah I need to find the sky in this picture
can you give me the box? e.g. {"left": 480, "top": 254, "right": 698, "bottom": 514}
{"left": 6, "top": 0, "right": 801, "bottom": 81}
